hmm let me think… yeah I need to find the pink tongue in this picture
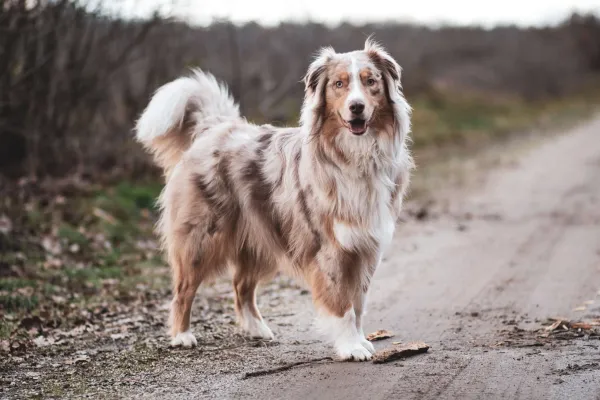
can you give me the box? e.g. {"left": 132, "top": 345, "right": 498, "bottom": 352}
{"left": 350, "top": 121, "right": 366, "bottom": 133}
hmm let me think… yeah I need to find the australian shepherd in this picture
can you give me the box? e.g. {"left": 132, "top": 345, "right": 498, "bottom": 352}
{"left": 135, "top": 39, "right": 413, "bottom": 361}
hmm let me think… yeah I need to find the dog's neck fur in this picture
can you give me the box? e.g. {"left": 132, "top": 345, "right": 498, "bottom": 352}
{"left": 296, "top": 122, "right": 402, "bottom": 228}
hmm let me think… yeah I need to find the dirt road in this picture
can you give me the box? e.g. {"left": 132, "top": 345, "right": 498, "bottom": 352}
{"left": 4, "top": 117, "right": 600, "bottom": 399}
{"left": 209, "top": 116, "right": 600, "bottom": 399}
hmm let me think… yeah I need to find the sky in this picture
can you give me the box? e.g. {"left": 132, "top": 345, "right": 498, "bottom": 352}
{"left": 109, "top": 0, "right": 600, "bottom": 27}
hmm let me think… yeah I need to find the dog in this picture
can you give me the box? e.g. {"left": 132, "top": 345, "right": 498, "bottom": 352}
{"left": 135, "top": 39, "right": 413, "bottom": 361}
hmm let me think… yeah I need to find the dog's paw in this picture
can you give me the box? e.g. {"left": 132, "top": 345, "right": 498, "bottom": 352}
{"left": 170, "top": 331, "right": 197, "bottom": 348}
{"left": 251, "top": 323, "right": 275, "bottom": 340}
{"left": 242, "top": 318, "right": 275, "bottom": 340}
{"left": 360, "top": 337, "right": 376, "bottom": 355}
{"left": 335, "top": 340, "right": 373, "bottom": 361}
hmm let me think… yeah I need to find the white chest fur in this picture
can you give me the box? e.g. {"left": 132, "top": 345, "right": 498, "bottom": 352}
{"left": 333, "top": 213, "right": 395, "bottom": 252}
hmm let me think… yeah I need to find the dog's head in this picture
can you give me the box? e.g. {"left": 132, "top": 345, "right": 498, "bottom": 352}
{"left": 301, "top": 39, "right": 410, "bottom": 150}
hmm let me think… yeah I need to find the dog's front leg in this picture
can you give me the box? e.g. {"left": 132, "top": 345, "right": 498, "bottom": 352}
{"left": 353, "top": 257, "right": 381, "bottom": 354}
{"left": 311, "top": 253, "right": 374, "bottom": 361}
{"left": 317, "top": 306, "right": 373, "bottom": 361}
{"left": 353, "top": 290, "right": 375, "bottom": 355}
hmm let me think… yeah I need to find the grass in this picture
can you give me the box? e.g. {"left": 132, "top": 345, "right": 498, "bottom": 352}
{"left": 0, "top": 279, "right": 39, "bottom": 314}
{"left": 94, "top": 182, "right": 162, "bottom": 219}
{"left": 0, "top": 294, "right": 39, "bottom": 313}
{"left": 411, "top": 88, "right": 600, "bottom": 152}
{"left": 0, "top": 322, "right": 11, "bottom": 339}
{"left": 57, "top": 225, "right": 88, "bottom": 247}
{"left": 0, "top": 181, "right": 165, "bottom": 322}
{"left": 64, "top": 265, "right": 123, "bottom": 282}
{"left": 0, "top": 278, "right": 37, "bottom": 291}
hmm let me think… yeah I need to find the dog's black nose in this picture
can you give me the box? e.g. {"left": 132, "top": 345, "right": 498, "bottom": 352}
{"left": 349, "top": 101, "right": 365, "bottom": 115}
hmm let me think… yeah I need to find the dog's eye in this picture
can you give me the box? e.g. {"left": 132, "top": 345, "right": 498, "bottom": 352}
{"left": 367, "top": 78, "right": 376, "bottom": 86}
{"left": 335, "top": 81, "right": 343, "bottom": 88}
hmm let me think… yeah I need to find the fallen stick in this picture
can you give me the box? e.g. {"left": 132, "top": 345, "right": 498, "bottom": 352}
{"left": 242, "top": 357, "right": 333, "bottom": 379}
{"left": 372, "top": 341, "right": 430, "bottom": 364}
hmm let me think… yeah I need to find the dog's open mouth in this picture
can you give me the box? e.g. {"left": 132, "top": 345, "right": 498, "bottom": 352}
{"left": 346, "top": 118, "right": 368, "bottom": 135}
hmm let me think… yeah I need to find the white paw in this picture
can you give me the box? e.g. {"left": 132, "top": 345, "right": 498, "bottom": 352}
{"left": 170, "top": 331, "right": 197, "bottom": 348}
{"left": 242, "top": 318, "right": 275, "bottom": 340}
{"left": 335, "top": 340, "right": 373, "bottom": 361}
{"left": 360, "top": 337, "right": 376, "bottom": 354}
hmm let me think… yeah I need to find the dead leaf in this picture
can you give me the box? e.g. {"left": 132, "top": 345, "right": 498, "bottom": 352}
{"left": 64, "top": 355, "right": 89, "bottom": 365}
{"left": 570, "top": 322, "right": 592, "bottom": 330}
{"left": 372, "top": 341, "right": 430, "bottom": 364}
{"left": 392, "top": 341, "right": 402, "bottom": 345}
{"left": 110, "top": 333, "right": 129, "bottom": 340}
{"left": 366, "top": 330, "right": 395, "bottom": 342}
{"left": 16, "top": 287, "right": 34, "bottom": 297}
{"left": 0, "top": 340, "right": 9, "bottom": 353}
{"left": 51, "top": 295, "right": 67, "bottom": 304}
{"left": 0, "top": 214, "right": 12, "bottom": 235}
{"left": 573, "top": 306, "right": 587, "bottom": 312}
{"left": 93, "top": 207, "right": 117, "bottom": 225}
{"left": 545, "top": 320, "right": 563, "bottom": 332}
{"left": 583, "top": 300, "right": 595, "bottom": 305}
{"left": 33, "top": 336, "right": 56, "bottom": 347}
{"left": 25, "top": 371, "right": 40, "bottom": 379}
{"left": 43, "top": 257, "right": 63, "bottom": 269}
{"left": 41, "top": 237, "right": 62, "bottom": 255}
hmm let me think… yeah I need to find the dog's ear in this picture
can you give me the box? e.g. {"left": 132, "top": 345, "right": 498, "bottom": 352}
{"left": 304, "top": 63, "right": 327, "bottom": 94}
{"left": 303, "top": 47, "right": 335, "bottom": 94}
{"left": 364, "top": 37, "right": 402, "bottom": 96}
{"left": 301, "top": 47, "right": 335, "bottom": 134}
{"left": 365, "top": 38, "right": 411, "bottom": 142}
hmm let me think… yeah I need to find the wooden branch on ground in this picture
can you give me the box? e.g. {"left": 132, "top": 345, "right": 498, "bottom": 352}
{"left": 242, "top": 357, "right": 333, "bottom": 379}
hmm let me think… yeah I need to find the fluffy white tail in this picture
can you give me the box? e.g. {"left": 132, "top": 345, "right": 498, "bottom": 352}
{"left": 135, "top": 69, "right": 239, "bottom": 175}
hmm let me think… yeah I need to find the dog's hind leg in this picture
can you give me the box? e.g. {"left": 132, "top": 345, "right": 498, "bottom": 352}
{"left": 169, "top": 258, "right": 203, "bottom": 347}
{"left": 168, "top": 227, "right": 219, "bottom": 347}
{"left": 167, "top": 210, "right": 230, "bottom": 347}
{"left": 231, "top": 252, "right": 275, "bottom": 340}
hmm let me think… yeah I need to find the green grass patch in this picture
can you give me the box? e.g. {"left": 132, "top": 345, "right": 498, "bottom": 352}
{"left": 0, "top": 278, "right": 36, "bottom": 291}
{"left": 410, "top": 89, "right": 600, "bottom": 151}
{"left": 0, "top": 294, "right": 39, "bottom": 312}
{"left": 42, "top": 283, "right": 61, "bottom": 295}
{"left": 93, "top": 182, "right": 162, "bottom": 222}
{"left": 64, "top": 265, "right": 123, "bottom": 284}
{"left": 0, "top": 321, "right": 12, "bottom": 338}
{"left": 100, "top": 249, "right": 123, "bottom": 267}
{"left": 25, "top": 207, "right": 44, "bottom": 227}
{"left": 58, "top": 224, "right": 88, "bottom": 246}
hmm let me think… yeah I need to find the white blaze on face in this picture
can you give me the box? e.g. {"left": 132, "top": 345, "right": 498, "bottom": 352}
{"left": 345, "top": 55, "right": 365, "bottom": 113}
